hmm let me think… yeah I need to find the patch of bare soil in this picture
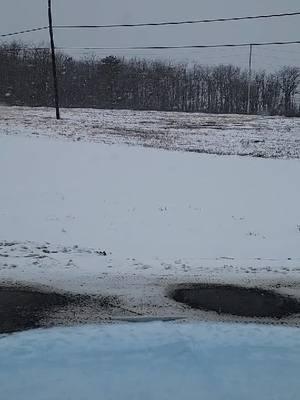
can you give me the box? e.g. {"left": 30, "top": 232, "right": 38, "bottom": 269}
{"left": 0, "top": 285, "right": 118, "bottom": 334}
{"left": 171, "top": 284, "right": 300, "bottom": 319}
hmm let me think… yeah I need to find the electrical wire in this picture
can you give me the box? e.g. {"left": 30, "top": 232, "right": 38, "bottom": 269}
{"left": 53, "top": 11, "right": 300, "bottom": 29}
{"left": 1, "top": 10, "right": 300, "bottom": 37}
{"left": 2, "top": 39, "right": 300, "bottom": 52}
{"left": 0, "top": 26, "right": 48, "bottom": 38}
{"left": 54, "top": 40, "right": 300, "bottom": 50}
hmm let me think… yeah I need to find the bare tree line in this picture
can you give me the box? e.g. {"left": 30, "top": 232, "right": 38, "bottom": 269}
{"left": 0, "top": 41, "right": 299, "bottom": 116}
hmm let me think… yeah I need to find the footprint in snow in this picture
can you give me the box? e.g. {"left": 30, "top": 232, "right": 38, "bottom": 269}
{"left": 136, "top": 264, "right": 151, "bottom": 270}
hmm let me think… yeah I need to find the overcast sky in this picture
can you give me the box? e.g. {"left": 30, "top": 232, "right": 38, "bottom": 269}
{"left": 1, "top": 0, "right": 300, "bottom": 70}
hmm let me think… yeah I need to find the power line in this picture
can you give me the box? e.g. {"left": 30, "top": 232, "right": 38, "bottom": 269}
{"left": 54, "top": 40, "right": 300, "bottom": 50}
{"left": 54, "top": 11, "right": 300, "bottom": 29}
{"left": 2, "top": 40, "right": 300, "bottom": 52}
{"left": 0, "top": 26, "right": 48, "bottom": 38}
{"left": 1, "top": 10, "right": 300, "bottom": 38}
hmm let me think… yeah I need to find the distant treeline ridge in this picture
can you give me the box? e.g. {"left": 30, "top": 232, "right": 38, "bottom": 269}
{"left": 0, "top": 42, "right": 299, "bottom": 116}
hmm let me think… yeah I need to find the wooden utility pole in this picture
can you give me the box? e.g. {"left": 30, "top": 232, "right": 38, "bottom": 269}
{"left": 48, "top": 0, "right": 60, "bottom": 119}
{"left": 247, "top": 44, "right": 253, "bottom": 114}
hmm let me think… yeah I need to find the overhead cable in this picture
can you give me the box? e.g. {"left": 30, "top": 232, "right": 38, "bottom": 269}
{"left": 54, "top": 40, "right": 300, "bottom": 50}
{"left": 0, "top": 26, "right": 48, "bottom": 38}
{"left": 54, "top": 11, "right": 300, "bottom": 29}
{"left": 2, "top": 11, "right": 300, "bottom": 37}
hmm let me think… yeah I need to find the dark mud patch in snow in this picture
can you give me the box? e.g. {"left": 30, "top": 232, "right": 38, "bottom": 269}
{"left": 171, "top": 284, "right": 300, "bottom": 319}
{"left": 0, "top": 285, "right": 117, "bottom": 334}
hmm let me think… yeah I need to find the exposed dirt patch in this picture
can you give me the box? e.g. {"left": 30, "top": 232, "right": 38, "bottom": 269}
{"left": 0, "top": 285, "right": 118, "bottom": 334}
{"left": 171, "top": 284, "right": 300, "bottom": 319}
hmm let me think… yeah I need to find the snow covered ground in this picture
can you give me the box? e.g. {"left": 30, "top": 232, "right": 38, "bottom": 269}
{"left": 1, "top": 106, "right": 300, "bottom": 158}
{"left": 1, "top": 107, "right": 300, "bottom": 322}
{"left": 1, "top": 322, "right": 300, "bottom": 400}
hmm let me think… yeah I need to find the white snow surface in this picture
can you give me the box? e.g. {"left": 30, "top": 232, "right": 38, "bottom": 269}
{"left": 1, "top": 106, "right": 300, "bottom": 158}
{"left": 1, "top": 322, "right": 300, "bottom": 400}
{"left": 0, "top": 108, "right": 300, "bottom": 315}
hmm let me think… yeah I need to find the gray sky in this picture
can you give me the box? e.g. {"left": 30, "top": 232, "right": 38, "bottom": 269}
{"left": 1, "top": 0, "right": 300, "bottom": 70}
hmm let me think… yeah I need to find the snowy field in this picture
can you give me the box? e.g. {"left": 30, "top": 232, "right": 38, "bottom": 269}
{"left": 1, "top": 322, "right": 300, "bottom": 400}
{"left": 1, "top": 106, "right": 300, "bottom": 158}
{"left": 1, "top": 107, "right": 300, "bottom": 322}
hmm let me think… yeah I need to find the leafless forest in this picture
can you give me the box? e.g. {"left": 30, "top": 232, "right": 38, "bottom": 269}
{"left": 1, "top": 42, "right": 299, "bottom": 116}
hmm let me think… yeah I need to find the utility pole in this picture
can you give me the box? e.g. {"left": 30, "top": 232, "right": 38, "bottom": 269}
{"left": 247, "top": 44, "right": 253, "bottom": 114}
{"left": 48, "top": 0, "right": 60, "bottom": 119}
